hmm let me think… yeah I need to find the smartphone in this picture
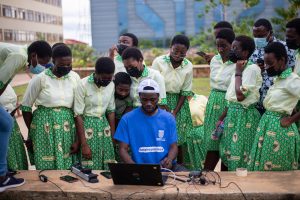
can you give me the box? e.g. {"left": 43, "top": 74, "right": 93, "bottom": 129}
{"left": 60, "top": 175, "right": 78, "bottom": 183}
{"left": 100, "top": 171, "right": 112, "bottom": 179}
{"left": 196, "top": 51, "right": 207, "bottom": 57}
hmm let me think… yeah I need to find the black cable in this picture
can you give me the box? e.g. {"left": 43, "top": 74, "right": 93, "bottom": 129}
{"left": 38, "top": 170, "right": 68, "bottom": 198}
{"left": 47, "top": 179, "right": 68, "bottom": 198}
{"left": 220, "top": 182, "right": 247, "bottom": 200}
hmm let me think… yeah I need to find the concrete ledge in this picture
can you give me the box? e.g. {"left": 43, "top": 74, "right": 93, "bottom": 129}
{"left": 1, "top": 170, "right": 300, "bottom": 200}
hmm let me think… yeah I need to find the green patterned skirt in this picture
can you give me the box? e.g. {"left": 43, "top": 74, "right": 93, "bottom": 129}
{"left": 220, "top": 103, "right": 261, "bottom": 171}
{"left": 29, "top": 106, "right": 76, "bottom": 170}
{"left": 7, "top": 120, "right": 28, "bottom": 170}
{"left": 248, "top": 111, "right": 300, "bottom": 171}
{"left": 296, "top": 101, "right": 300, "bottom": 132}
{"left": 166, "top": 93, "right": 193, "bottom": 145}
{"left": 203, "top": 89, "right": 227, "bottom": 151}
{"left": 186, "top": 125, "right": 206, "bottom": 170}
{"left": 80, "top": 115, "right": 115, "bottom": 170}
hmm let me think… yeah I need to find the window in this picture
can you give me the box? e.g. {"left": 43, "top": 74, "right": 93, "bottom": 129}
{"left": 27, "top": 10, "right": 34, "bottom": 21}
{"left": 2, "top": 5, "right": 12, "bottom": 17}
{"left": 18, "top": 8, "right": 26, "bottom": 19}
{"left": 0, "top": 29, "right": 3, "bottom": 41}
{"left": 35, "top": 12, "right": 42, "bottom": 22}
{"left": 4, "top": 29, "right": 13, "bottom": 41}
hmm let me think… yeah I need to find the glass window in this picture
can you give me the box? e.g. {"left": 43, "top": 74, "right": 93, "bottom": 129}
{"left": 2, "top": 5, "right": 12, "bottom": 17}
{"left": 18, "top": 8, "right": 26, "bottom": 20}
{"left": 0, "top": 29, "right": 3, "bottom": 41}
{"left": 11, "top": 7, "right": 17, "bottom": 18}
{"left": 35, "top": 12, "right": 42, "bottom": 22}
{"left": 27, "top": 10, "right": 34, "bottom": 21}
{"left": 4, "top": 29, "right": 13, "bottom": 41}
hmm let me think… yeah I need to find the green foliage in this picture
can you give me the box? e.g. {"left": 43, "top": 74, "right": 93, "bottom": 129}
{"left": 271, "top": 0, "right": 300, "bottom": 38}
{"left": 67, "top": 44, "right": 97, "bottom": 68}
{"left": 139, "top": 39, "right": 154, "bottom": 49}
{"left": 190, "top": 18, "right": 254, "bottom": 53}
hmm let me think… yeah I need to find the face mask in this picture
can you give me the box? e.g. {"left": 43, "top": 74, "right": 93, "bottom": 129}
{"left": 117, "top": 44, "right": 128, "bottom": 56}
{"left": 45, "top": 62, "right": 54, "bottom": 69}
{"left": 30, "top": 64, "right": 45, "bottom": 74}
{"left": 94, "top": 78, "right": 111, "bottom": 87}
{"left": 115, "top": 93, "right": 129, "bottom": 100}
{"left": 286, "top": 39, "right": 299, "bottom": 50}
{"left": 228, "top": 50, "right": 242, "bottom": 63}
{"left": 254, "top": 37, "right": 268, "bottom": 48}
{"left": 266, "top": 66, "right": 281, "bottom": 77}
{"left": 56, "top": 66, "right": 71, "bottom": 77}
{"left": 127, "top": 67, "right": 143, "bottom": 77}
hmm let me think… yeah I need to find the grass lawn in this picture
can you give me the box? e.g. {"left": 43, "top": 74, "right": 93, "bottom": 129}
{"left": 13, "top": 84, "right": 28, "bottom": 102}
{"left": 193, "top": 77, "right": 210, "bottom": 96}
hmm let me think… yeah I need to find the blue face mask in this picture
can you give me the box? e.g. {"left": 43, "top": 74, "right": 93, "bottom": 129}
{"left": 29, "top": 64, "right": 45, "bottom": 74}
{"left": 254, "top": 37, "right": 268, "bottom": 48}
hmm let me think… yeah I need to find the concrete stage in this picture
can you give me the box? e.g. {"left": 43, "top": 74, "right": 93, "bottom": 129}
{"left": 0, "top": 170, "right": 299, "bottom": 200}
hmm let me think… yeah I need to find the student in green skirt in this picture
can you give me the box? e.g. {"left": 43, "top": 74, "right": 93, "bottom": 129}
{"left": 186, "top": 94, "right": 208, "bottom": 170}
{"left": 121, "top": 47, "right": 167, "bottom": 108}
{"left": 219, "top": 36, "right": 262, "bottom": 171}
{"left": 74, "top": 57, "right": 116, "bottom": 170}
{"left": 286, "top": 18, "right": 300, "bottom": 131}
{"left": 21, "top": 45, "right": 80, "bottom": 170}
{"left": 151, "top": 35, "right": 193, "bottom": 166}
{"left": 248, "top": 42, "right": 300, "bottom": 171}
{"left": 0, "top": 85, "right": 28, "bottom": 170}
{"left": 203, "top": 29, "right": 236, "bottom": 170}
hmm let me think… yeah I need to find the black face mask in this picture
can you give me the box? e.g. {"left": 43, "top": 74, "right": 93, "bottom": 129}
{"left": 286, "top": 39, "right": 299, "bottom": 50}
{"left": 94, "top": 78, "right": 111, "bottom": 87}
{"left": 170, "top": 55, "right": 183, "bottom": 65}
{"left": 117, "top": 44, "right": 128, "bottom": 56}
{"left": 228, "top": 50, "right": 242, "bottom": 63}
{"left": 56, "top": 66, "right": 71, "bottom": 77}
{"left": 115, "top": 93, "right": 129, "bottom": 100}
{"left": 127, "top": 67, "right": 143, "bottom": 77}
{"left": 266, "top": 66, "right": 282, "bottom": 77}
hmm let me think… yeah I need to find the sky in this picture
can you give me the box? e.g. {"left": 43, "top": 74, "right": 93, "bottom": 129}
{"left": 62, "top": 0, "right": 92, "bottom": 45}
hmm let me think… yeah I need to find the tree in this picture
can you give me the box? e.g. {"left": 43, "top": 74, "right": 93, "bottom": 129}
{"left": 197, "top": 0, "right": 260, "bottom": 21}
{"left": 271, "top": 0, "right": 300, "bottom": 38}
{"left": 67, "top": 44, "right": 97, "bottom": 68}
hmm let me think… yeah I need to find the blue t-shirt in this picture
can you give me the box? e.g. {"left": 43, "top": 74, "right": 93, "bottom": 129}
{"left": 114, "top": 107, "right": 178, "bottom": 164}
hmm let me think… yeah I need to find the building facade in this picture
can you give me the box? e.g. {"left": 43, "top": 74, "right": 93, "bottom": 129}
{"left": 90, "top": 0, "right": 289, "bottom": 53}
{"left": 0, "top": 0, "right": 63, "bottom": 44}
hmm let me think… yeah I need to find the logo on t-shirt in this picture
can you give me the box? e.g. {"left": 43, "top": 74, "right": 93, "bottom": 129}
{"left": 156, "top": 130, "right": 166, "bottom": 142}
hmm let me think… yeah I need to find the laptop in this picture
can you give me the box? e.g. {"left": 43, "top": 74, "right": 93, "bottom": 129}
{"left": 108, "top": 163, "right": 167, "bottom": 186}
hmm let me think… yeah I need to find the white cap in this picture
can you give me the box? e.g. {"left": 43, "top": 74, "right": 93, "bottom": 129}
{"left": 138, "top": 78, "right": 160, "bottom": 94}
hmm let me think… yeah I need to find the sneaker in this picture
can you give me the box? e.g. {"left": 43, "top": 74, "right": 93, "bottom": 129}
{"left": 0, "top": 176, "right": 25, "bottom": 192}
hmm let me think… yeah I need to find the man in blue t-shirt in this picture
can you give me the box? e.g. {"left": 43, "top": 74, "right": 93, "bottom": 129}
{"left": 114, "top": 78, "right": 179, "bottom": 170}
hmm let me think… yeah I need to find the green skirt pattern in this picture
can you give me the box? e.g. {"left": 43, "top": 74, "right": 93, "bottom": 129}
{"left": 248, "top": 111, "right": 300, "bottom": 171}
{"left": 203, "top": 89, "right": 227, "bottom": 151}
{"left": 29, "top": 106, "right": 76, "bottom": 170}
{"left": 186, "top": 125, "right": 206, "bottom": 170}
{"left": 220, "top": 103, "right": 261, "bottom": 171}
{"left": 7, "top": 120, "right": 28, "bottom": 170}
{"left": 166, "top": 93, "right": 193, "bottom": 145}
{"left": 81, "top": 116, "right": 115, "bottom": 170}
{"left": 296, "top": 101, "right": 300, "bottom": 132}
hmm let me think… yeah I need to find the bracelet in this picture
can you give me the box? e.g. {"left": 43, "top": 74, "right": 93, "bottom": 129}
{"left": 235, "top": 73, "right": 242, "bottom": 77}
